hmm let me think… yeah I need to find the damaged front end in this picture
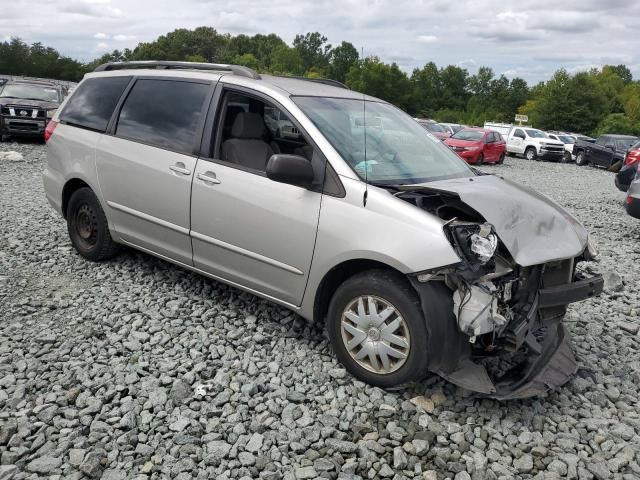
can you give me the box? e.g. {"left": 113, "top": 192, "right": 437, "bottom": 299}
{"left": 395, "top": 180, "right": 603, "bottom": 400}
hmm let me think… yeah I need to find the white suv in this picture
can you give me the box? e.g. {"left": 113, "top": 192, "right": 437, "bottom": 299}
{"left": 43, "top": 61, "right": 602, "bottom": 399}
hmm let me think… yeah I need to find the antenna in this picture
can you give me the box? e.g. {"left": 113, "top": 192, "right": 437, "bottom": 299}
{"left": 362, "top": 90, "right": 368, "bottom": 207}
{"left": 360, "top": 46, "right": 368, "bottom": 207}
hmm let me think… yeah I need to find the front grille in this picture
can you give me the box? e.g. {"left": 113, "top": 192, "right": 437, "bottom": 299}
{"left": 1, "top": 105, "right": 45, "bottom": 119}
{"left": 542, "top": 145, "right": 563, "bottom": 153}
{"left": 6, "top": 121, "right": 42, "bottom": 132}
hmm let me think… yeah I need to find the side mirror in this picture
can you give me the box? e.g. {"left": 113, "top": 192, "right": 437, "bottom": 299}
{"left": 266, "top": 154, "right": 314, "bottom": 189}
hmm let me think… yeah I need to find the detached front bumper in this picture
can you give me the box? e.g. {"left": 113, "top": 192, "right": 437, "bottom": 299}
{"left": 413, "top": 272, "right": 603, "bottom": 400}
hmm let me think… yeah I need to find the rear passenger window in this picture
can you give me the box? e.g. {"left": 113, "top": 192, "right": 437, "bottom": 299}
{"left": 116, "top": 79, "right": 209, "bottom": 155}
{"left": 59, "top": 76, "right": 130, "bottom": 132}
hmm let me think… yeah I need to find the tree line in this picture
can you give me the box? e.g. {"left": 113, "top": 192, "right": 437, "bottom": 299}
{"left": 1, "top": 28, "right": 639, "bottom": 136}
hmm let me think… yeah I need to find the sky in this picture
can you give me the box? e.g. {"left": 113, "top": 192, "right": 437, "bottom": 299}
{"left": 1, "top": 0, "right": 640, "bottom": 84}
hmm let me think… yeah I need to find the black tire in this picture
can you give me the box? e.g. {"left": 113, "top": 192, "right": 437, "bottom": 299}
{"left": 608, "top": 160, "right": 622, "bottom": 173}
{"left": 575, "top": 151, "right": 587, "bottom": 166}
{"left": 326, "top": 269, "right": 429, "bottom": 388}
{"left": 66, "top": 187, "right": 120, "bottom": 261}
{"left": 562, "top": 152, "right": 572, "bottom": 163}
{"left": 476, "top": 154, "right": 484, "bottom": 166}
{"left": 497, "top": 153, "right": 505, "bottom": 164}
{"left": 525, "top": 147, "right": 537, "bottom": 161}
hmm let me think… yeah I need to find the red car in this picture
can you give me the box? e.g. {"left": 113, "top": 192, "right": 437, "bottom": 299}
{"left": 444, "top": 128, "right": 506, "bottom": 165}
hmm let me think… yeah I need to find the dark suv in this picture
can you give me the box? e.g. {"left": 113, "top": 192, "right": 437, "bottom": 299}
{"left": 0, "top": 79, "right": 63, "bottom": 141}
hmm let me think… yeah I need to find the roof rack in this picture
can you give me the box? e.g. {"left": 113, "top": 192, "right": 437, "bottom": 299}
{"left": 285, "top": 76, "right": 349, "bottom": 89}
{"left": 93, "top": 61, "right": 261, "bottom": 79}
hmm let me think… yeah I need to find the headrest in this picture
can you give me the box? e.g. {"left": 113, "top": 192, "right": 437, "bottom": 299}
{"left": 231, "top": 112, "right": 266, "bottom": 139}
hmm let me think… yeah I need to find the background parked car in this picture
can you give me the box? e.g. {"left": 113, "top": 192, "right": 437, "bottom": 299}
{"left": 625, "top": 168, "right": 640, "bottom": 219}
{"left": 506, "top": 127, "right": 565, "bottom": 161}
{"left": 439, "top": 122, "right": 464, "bottom": 135}
{"left": 0, "top": 79, "right": 62, "bottom": 141}
{"left": 574, "top": 134, "right": 638, "bottom": 170}
{"left": 546, "top": 132, "right": 576, "bottom": 162}
{"left": 615, "top": 140, "right": 640, "bottom": 192}
{"left": 415, "top": 119, "right": 450, "bottom": 140}
{"left": 444, "top": 128, "right": 506, "bottom": 165}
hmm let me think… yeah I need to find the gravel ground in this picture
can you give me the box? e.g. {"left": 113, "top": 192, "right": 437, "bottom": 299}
{"left": 1, "top": 142, "right": 639, "bottom": 480}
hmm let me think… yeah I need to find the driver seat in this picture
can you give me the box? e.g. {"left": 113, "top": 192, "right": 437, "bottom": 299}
{"left": 222, "top": 112, "right": 274, "bottom": 171}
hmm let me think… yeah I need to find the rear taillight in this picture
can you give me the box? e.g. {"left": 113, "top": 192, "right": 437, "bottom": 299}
{"left": 624, "top": 149, "right": 640, "bottom": 167}
{"left": 44, "top": 121, "right": 57, "bottom": 143}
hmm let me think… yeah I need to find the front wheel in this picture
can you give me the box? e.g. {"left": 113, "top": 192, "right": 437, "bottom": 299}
{"left": 67, "top": 187, "right": 120, "bottom": 262}
{"left": 497, "top": 153, "right": 505, "bottom": 164}
{"left": 326, "top": 270, "right": 429, "bottom": 388}
{"left": 575, "top": 151, "right": 587, "bottom": 166}
{"left": 525, "top": 147, "right": 537, "bottom": 161}
{"left": 476, "top": 153, "right": 484, "bottom": 165}
{"left": 562, "top": 152, "right": 572, "bottom": 163}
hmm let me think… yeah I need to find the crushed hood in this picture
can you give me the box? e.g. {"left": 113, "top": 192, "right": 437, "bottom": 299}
{"left": 408, "top": 174, "right": 588, "bottom": 266}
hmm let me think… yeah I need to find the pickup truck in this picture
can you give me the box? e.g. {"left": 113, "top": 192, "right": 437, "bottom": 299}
{"left": 574, "top": 134, "right": 639, "bottom": 170}
{"left": 505, "top": 127, "right": 565, "bottom": 161}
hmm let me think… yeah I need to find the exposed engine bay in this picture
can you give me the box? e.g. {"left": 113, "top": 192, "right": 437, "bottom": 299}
{"left": 392, "top": 183, "right": 603, "bottom": 399}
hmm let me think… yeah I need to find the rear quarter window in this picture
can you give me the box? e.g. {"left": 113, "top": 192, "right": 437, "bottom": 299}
{"left": 59, "top": 76, "right": 131, "bottom": 132}
{"left": 115, "top": 79, "right": 210, "bottom": 155}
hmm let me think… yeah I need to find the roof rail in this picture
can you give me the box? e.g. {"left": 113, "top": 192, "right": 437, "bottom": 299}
{"left": 285, "top": 76, "right": 349, "bottom": 89}
{"left": 93, "top": 61, "right": 261, "bottom": 79}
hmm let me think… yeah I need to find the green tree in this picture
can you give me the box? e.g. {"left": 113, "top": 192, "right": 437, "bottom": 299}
{"left": 270, "top": 45, "right": 304, "bottom": 75}
{"left": 329, "top": 41, "right": 359, "bottom": 83}
{"left": 346, "top": 57, "right": 411, "bottom": 110}
{"left": 293, "top": 32, "right": 331, "bottom": 73}
{"left": 410, "top": 62, "right": 440, "bottom": 116}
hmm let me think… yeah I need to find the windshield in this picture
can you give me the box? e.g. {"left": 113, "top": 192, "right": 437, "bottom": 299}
{"left": 525, "top": 129, "right": 546, "bottom": 138}
{"left": 616, "top": 138, "right": 639, "bottom": 150}
{"left": 421, "top": 122, "right": 446, "bottom": 133}
{"left": 557, "top": 135, "right": 575, "bottom": 144}
{"left": 294, "top": 97, "right": 473, "bottom": 185}
{"left": 452, "top": 129, "right": 484, "bottom": 141}
{"left": 0, "top": 84, "right": 60, "bottom": 102}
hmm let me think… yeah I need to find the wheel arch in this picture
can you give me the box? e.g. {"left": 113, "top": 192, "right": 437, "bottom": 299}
{"left": 312, "top": 258, "right": 407, "bottom": 326}
{"left": 61, "top": 178, "right": 92, "bottom": 219}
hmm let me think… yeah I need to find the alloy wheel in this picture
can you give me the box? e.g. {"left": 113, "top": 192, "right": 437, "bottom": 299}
{"left": 340, "top": 295, "right": 410, "bottom": 374}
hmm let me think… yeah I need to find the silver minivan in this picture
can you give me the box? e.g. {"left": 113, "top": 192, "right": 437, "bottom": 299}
{"left": 43, "top": 61, "right": 603, "bottom": 399}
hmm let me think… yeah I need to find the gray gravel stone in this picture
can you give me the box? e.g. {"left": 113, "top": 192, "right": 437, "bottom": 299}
{"left": 25, "top": 456, "right": 62, "bottom": 474}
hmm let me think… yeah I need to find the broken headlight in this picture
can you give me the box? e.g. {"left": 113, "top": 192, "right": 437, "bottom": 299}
{"left": 446, "top": 222, "right": 498, "bottom": 269}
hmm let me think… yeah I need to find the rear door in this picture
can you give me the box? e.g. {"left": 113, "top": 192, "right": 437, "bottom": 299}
{"left": 96, "top": 77, "right": 214, "bottom": 265}
{"left": 485, "top": 132, "right": 497, "bottom": 161}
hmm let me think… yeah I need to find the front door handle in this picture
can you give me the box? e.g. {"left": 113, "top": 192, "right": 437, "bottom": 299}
{"left": 169, "top": 162, "right": 191, "bottom": 175}
{"left": 197, "top": 171, "right": 221, "bottom": 185}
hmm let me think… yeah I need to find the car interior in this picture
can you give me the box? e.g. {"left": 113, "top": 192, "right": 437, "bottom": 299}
{"left": 217, "top": 92, "right": 314, "bottom": 172}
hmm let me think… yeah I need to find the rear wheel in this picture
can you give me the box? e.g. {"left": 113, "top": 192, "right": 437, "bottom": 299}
{"left": 497, "top": 153, "right": 505, "bottom": 164}
{"left": 525, "top": 147, "right": 537, "bottom": 161}
{"left": 326, "top": 270, "right": 429, "bottom": 388}
{"left": 575, "top": 151, "right": 587, "bottom": 166}
{"left": 67, "top": 187, "right": 120, "bottom": 261}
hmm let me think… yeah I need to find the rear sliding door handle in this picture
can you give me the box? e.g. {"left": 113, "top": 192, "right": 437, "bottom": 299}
{"left": 169, "top": 163, "right": 191, "bottom": 175}
{"left": 197, "top": 171, "right": 221, "bottom": 185}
